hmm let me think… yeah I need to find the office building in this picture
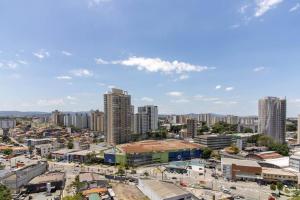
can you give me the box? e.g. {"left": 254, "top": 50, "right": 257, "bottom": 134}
{"left": 186, "top": 118, "right": 197, "bottom": 138}
{"left": 104, "top": 88, "right": 133, "bottom": 145}
{"left": 194, "top": 134, "right": 233, "bottom": 150}
{"left": 90, "top": 110, "right": 104, "bottom": 132}
{"left": 258, "top": 97, "right": 286, "bottom": 144}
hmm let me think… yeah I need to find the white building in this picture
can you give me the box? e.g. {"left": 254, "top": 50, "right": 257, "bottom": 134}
{"left": 138, "top": 179, "right": 192, "bottom": 200}
{"left": 290, "top": 154, "right": 300, "bottom": 172}
{"left": 258, "top": 97, "right": 286, "bottom": 144}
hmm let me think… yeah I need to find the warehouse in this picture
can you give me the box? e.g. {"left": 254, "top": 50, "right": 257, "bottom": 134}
{"left": 104, "top": 139, "right": 203, "bottom": 166}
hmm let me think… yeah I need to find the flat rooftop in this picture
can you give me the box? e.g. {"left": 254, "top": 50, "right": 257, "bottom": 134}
{"left": 139, "top": 179, "right": 190, "bottom": 199}
{"left": 262, "top": 168, "right": 297, "bottom": 177}
{"left": 28, "top": 172, "right": 65, "bottom": 184}
{"left": 118, "top": 139, "right": 203, "bottom": 154}
{"left": 222, "top": 158, "right": 261, "bottom": 168}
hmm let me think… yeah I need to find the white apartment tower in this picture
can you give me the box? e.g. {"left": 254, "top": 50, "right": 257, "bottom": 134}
{"left": 258, "top": 97, "right": 286, "bottom": 144}
{"left": 104, "top": 88, "right": 133, "bottom": 145}
{"left": 136, "top": 105, "right": 158, "bottom": 133}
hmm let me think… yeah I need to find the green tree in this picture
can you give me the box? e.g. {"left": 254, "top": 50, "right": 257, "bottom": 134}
{"left": 71, "top": 175, "right": 84, "bottom": 192}
{"left": 3, "top": 149, "right": 13, "bottom": 156}
{"left": 202, "top": 147, "right": 212, "bottom": 159}
{"left": 67, "top": 140, "right": 74, "bottom": 149}
{"left": 62, "top": 193, "right": 83, "bottom": 200}
{"left": 0, "top": 184, "right": 12, "bottom": 200}
{"left": 243, "top": 128, "right": 254, "bottom": 133}
{"left": 277, "top": 182, "right": 284, "bottom": 194}
{"left": 270, "top": 184, "right": 276, "bottom": 191}
{"left": 117, "top": 166, "right": 125, "bottom": 175}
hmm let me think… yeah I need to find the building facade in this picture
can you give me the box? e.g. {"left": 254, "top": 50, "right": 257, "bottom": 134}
{"left": 90, "top": 110, "right": 104, "bottom": 132}
{"left": 187, "top": 119, "right": 197, "bottom": 138}
{"left": 258, "top": 97, "right": 286, "bottom": 144}
{"left": 104, "top": 88, "right": 133, "bottom": 145}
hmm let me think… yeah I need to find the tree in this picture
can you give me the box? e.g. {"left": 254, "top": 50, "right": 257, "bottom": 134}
{"left": 243, "top": 128, "right": 253, "bottom": 133}
{"left": 62, "top": 193, "right": 83, "bottom": 200}
{"left": 229, "top": 145, "right": 240, "bottom": 154}
{"left": 71, "top": 175, "right": 84, "bottom": 192}
{"left": 198, "top": 125, "right": 209, "bottom": 134}
{"left": 3, "top": 149, "right": 13, "bottom": 156}
{"left": 276, "top": 182, "right": 284, "bottom": 194}
{"left": 67, "top": 141, "right": 74, "bottom": 149}
{"left": 202, "top": 147, "right": 212, "bottom": 159}
{"left": 270, "top": 184, "right": 276, "bottom": 191}
{"left": 257, "top": 135, "right": 274, "bottom": 147}
{"left": 0, "top": 184, "right": 12, "bottom": 200}
{"left": 117, "top": 166, "right": 125, "bottom": 176}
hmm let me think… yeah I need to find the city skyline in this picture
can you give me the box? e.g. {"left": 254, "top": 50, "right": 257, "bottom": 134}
{"left": 1, "top": 0, "right": 300, "bottom": 116}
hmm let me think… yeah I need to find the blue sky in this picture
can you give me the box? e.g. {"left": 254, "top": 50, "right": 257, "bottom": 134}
{"left": 0, "top": 0, "right": 300, "bottom": 116}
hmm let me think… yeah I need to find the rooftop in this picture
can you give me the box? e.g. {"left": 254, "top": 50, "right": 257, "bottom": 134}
{"left": 262, "top": 168, "right": 297, "bottom": 177}
{"left": 52, "top": 148, "right": 79, "bottom": 155}
{"left": 28, "top": 172, "right": 65, "bottom": 184}
{"left": 139, "top": 179, "right": 190, "bottom": 199}
{"left": 221, "top": 158, "right": 261, "bottom": 168}
{"left": 118, "top": 139, "right": 202, "bottom": 154}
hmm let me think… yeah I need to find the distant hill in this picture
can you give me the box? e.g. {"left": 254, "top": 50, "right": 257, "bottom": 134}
{"left": 0, "top": 111, "right": 50, "bottom": 117}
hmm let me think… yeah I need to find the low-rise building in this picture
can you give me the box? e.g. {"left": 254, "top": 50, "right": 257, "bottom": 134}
{"left": 290, "top": 154, "right": 300, "bottom": 172}
{"left": 221, "top": 158, "right": 262, "bottom": 181}
{"left": 35, "top": 144, "right": 56, "bottom": 157}
{"left": 138, "top": 179, "right": 193, "bottom": 200}
{"left": 25, "top": 172, "right": 65, "bottom": 193}
{"left": 194, "top": 134, "right": 233, "bottom": 150}
{"left": 262, "top": 168, "right": 298, "bottom": 184}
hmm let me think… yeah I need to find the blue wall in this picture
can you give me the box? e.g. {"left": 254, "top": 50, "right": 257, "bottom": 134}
{"left": 104, "top": 153, "right": 116, "bottom": 164}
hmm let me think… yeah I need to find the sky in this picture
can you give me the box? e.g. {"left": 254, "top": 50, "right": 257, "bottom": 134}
{"left": 0, "top": 0, "right": 300, "bottom": 116}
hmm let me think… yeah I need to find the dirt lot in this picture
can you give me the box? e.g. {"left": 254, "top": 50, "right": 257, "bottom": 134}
{"left": 111, "top": 183, "right": 149, "bottom": 200}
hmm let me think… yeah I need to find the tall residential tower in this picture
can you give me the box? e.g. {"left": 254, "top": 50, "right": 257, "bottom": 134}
{"left": 104, "top": 88, "right": 133, "bottom": 145}
{"left": 258, "top": 97, "right": 286, "bottom": 144}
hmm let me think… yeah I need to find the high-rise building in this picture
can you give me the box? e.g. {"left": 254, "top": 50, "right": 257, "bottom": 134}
{"left": 187, "top": 118, "right": 197, "bottom": 138}
{"left": 137, "top": 105, "right": 158, "bottom": 131}
{"left": 298, "top": 115, "right": 300, "bottom": 144}
{"left": 90, "top": 110, "right": 104, "bottom": 132}
{"left": 51, "top": 110, "right": 64, "bottom": 126}
{"left": 258, "top": 97, "right": 286, "bottom": 144}
{"left": 63, "top": 113, "right": 72, "bottom": 127}
{"left": 104, "top": 88, "right": 133, "bottom": 145}
{"left": 134, "top": 113, "right": 149, "bottom": 135}
{"left": 71, "top": 113, "right": 89, "bottom": 129}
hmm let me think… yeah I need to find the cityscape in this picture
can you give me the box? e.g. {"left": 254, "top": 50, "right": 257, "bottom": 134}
{"left": 1, "top": 1, "right": 300, "bottom": 200}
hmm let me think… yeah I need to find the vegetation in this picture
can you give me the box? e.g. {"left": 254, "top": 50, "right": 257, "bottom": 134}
{"left": 211, "top": 122, "right": 237, "bottom": 134}
{"left": 0, "top": 184, "right": 12, "bottom": 200}
{"left": 2, "top": 149, "right": 13, "bottom": 156}
{"left": 243, "top": 128, "right": 254, "bottom": 133}
{"left": 198, "top": 125, "right": 209, "bottom": 134}
{"left": 67, "top": 140, "right": 74, "bottom": 149}
{"left": 226, "top": 145, "right": 240, "bottom": 154}
{"left": 248, "top": 134, "right": 289, "bottom": 156}
{"left": 202, "top": 147, "right": 212, "bottom": 159}
{"left": 117, "top": 166, "right": 125, "bottom": 176}
{"left": 286, "top": 121, "right": 297, "bottom": 132}
{"left": 270, "top": 183, "right": 276, "bottom": 191}
{"left": 71, "top": 175, "right": 84, "bottom": 192}
{"left": 62, "top": 193, "right": 83, "bottom": 200}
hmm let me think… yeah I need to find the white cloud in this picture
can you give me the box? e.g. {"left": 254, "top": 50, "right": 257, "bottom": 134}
{"left": 141, "top": 97, "right": 154, "bottom": 102}
{"left": 62, "top": 51, "right": 72, "bottom": 56}
{"left": 88, "top": 0, "right": 111, "bottom": 7}
{"left": 33, "top": 49, "right": 50, "bottom": 59}
{"left": 116, "top": 56, "right": 213, "bottom": 74}
{"left": 0, "top": 61, "right": 18, "bottom": 69}
{"left": 171, "top": 98, "right": 190, "bottom": 103}
{"left": 37, "top": 98, "right": 64, "bottom": 106}
{"left": 230, "top": 24, "right": 240, "bottom": 29}
{"left": 253, "top": 66, "right": 265, "bottom": 72}
{"left": 255, "top": 0, "right": 284, "bottom": 17}
{"left": 108, "top": 85, "right": 116, "bottom": 89}
{"left": 166, "top": 91, "right": 183, "bottom": 97}
{"left": 56, "top": 76, "right": 72, "bottom": 80}
{"left": 239, "top": 4, "right": 250, "bottom": 14}
{"left": 95, "top": 58, "right": 110, "bottom": 64}
{"left": 179, "top": 74, "right": 189, "bottom": 80}
{"left": 17, "top": 60, "right": 28, "bottom": 65}
{"left": 215, "top": 85, "right": 222, "bottom": 90}
{"left": 70, "top": 69, "right": 93, "bottom": 77}
{"left": 290, "top": 3, "right": 300, "bottom": 12}
{"left": 225, "top": 87, "right": 234, "bottom": 91}
{"left": 66, "top": 96, "right": 77, "bottom": 100}
{"left": 214, "top": 101, "right": 238, "bottom": 105}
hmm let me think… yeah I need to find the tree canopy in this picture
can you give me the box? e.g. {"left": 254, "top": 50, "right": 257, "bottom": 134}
{"left": 0, "top": 184, "right": 12, "bottom": 200}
